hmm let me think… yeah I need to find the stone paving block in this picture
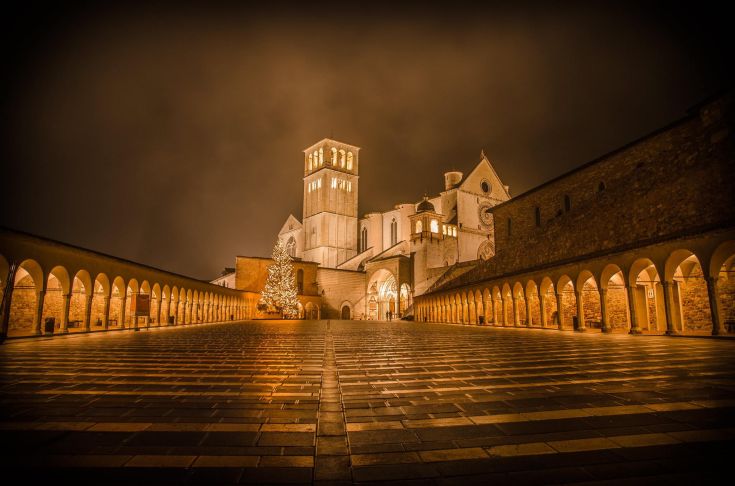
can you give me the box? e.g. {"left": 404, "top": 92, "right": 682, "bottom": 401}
{"left": 314, "top": 455, "right": 351, "bottom": 481}
{"left": 318, "top": 420, "right": 346, "bottom": 436}
{"left": 351, "top": 451, "right": 421, "bottom": 466}
{"left": 193, "top": 455, "right": 260, "bottom": 467}
{"left": 258, "top": 455, "right": 314, "bottom": 467}
{"left": 418, "top": 447, "right": 489, "bottom": 462}
{"left": 2, "top": 321, "right": 735, "bottom": 484}
{"left": 257, "top": 432, "right": 314, "bottom": 447}
{"left": 125, "top": 454, "right": 196, "bottom": 467}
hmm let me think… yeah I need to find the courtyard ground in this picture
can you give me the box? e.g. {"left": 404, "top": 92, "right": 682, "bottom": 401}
{"left": 0, "top": 320, "right": 733, "bottom": 484}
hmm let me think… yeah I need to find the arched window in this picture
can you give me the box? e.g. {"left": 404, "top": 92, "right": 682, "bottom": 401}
{"left": 319, "top": 147, "right": 324, "bottom": 165}
{"left": 331, "top": 147, "right": 337, "bottom": 165}
{"left": 308, "top": 154, "right": 313, "bottom": 171}
{"left": 313, "top": 151, "right": 319, "bottom": 166}
{"left": 391, "top": 218, "right": 398, "bottom": 245}
{"left": 416, "top": 220, "right": 423, "bottom": 233}
{"left": 535, "top": 207, "right": 541, "bottom": 227}
{"left": 430, "top": 219, "right": 439, "bottom": 233}
{"left": 296, "top": 269, "right": 304, "bottom": 294}
{"left": 339, "top": 149, "right": 346, "bottom": 168}
{"left": 361, "top": 227, "right": 368, "bottom": 252}
{"left": 346, "top": 152, "right": 353, "bottom": 170}
{"left": 564, "top": 195, "right": 571, "bottom": 212}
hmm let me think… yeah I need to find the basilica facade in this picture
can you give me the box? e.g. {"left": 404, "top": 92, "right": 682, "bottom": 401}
{"left": 230, "top": 138, "right": 511, "bottom": 320}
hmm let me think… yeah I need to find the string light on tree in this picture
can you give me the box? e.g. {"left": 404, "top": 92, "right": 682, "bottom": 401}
{"left": 258, "top": 239, "right": 299, "bottom": 319}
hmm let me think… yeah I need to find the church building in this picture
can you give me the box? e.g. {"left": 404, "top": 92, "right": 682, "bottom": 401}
{"left": 224, "top": 138, "right": 510, "bottom": 320}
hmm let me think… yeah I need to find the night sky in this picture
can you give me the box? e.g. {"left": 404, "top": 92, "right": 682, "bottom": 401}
{"left": 1, "top": 2, "right": 731, "bottom": 280}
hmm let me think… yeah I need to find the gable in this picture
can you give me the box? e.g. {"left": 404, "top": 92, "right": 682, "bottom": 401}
{"left": 460, "top": 156, "right": 511, "bottom": 201}
{"left": 278, "top": 214, "right": 302, "bottom": 236}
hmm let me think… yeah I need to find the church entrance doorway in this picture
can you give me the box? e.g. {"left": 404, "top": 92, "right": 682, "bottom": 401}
{"left": 341, "top": 305, "right": 351, "bottom": 320}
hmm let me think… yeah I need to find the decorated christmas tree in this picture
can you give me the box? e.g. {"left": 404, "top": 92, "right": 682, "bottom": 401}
{"left": 258, "top": 239, "right": 300, "bottom": 318}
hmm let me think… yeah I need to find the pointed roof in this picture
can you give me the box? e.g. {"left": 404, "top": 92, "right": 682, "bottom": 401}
{"left": 278, "top": 214, "right": 302, "bottom": 235}
{"left": 459, "top": 153, "right": 511, "bottom": 199}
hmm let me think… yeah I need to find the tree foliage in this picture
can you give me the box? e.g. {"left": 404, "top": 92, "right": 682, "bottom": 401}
{"left": 259, "top": 239, "right": 299, "bottom": 318}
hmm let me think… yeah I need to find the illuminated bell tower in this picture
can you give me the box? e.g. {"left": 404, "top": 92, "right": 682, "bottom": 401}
{"left": 302, "top": 138, "right": 359, "bottom": 268}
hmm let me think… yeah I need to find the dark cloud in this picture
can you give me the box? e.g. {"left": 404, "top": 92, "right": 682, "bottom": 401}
{"left": 1, "top": 2, "right": 731, "bottom": 279}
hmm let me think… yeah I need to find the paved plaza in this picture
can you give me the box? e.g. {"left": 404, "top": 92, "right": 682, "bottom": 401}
{"left": 1, "top": 321, "right": 734, "bottom": 484}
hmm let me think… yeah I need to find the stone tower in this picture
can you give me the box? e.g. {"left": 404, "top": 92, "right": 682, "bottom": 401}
{"left": 302, "top": 139, "right": 359, "bottom": 268}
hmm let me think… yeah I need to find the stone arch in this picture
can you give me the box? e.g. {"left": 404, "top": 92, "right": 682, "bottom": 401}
{"left": 525, "top": 280, "right": 541, "bottom": 327}
{"left": 482, "top": 288, "right": 491, "bottom": 325}
{"left": 512, "top": 282, "right": 525, "bottom": 326}
{"left": 185, "top": 289, "right": 193, "bottom": 323}
{"left": 539, "top": 277, "right": 556, "bottom": 328}
{"left": 41, "top": 265, "right": 71, "bottom": 334}
{"left": 556, "top": 275, "right": 576, "bottom": 330}
{"left": 599, "top": 264, "right": 629, "bottom": 332}
{"left": 709, "top": 240, "right": 735, "bottom": 334}
{"left": 340, "top": 301, "right": 352, "bottom": 320}
{"left": 368, "top": 269, "right": 398, "bottom": 320}
{"left": 474, "top": 289, "right": 483, "bottom": 325}
{"left": 466, "top": 291, "right": 476, "bottom": 324}
{"left": 665, "top": 250, "right": 712, "bottom": 335}
{"left": 305, "top": 301, "right": 319, "bottom": 319}
{"left": 576, "top": 270, "right": 602, "bottom": 332}
{"left": 191, "top": 289, "right": 199, "bottom": 323}
{"left": 459, "top": 292, "right": 467, "bottom": 324}
{"left": 9, "top": 259, "right": 44, "bottom": 336}
{"left": 346, "top": 151, "right": 354, "bottom": 169}
{"left": 69, "top": 269, "right": 92, "bottom": 332}
{"left": 89, "top": 273, "right": 110, "bottom": 330}
{"left": 170, "top": 286, "right": 179, "bottom": 325}
{"left": 501, "top": 283, "right": 512, "bottom": 326}
{"left": 628, "top": 258, "right": 663, "bottom": 334}
{"left": 151, "top": 283, "right": 162, "bottom": 326}
{"left": 161, "top": 284, "right": 171, "bottom": 324}
{"left": 490, "top": 286, "right": 501, "bottom": 326}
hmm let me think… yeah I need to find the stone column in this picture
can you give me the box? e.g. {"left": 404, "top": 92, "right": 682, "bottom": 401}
{"left": 575, "top": 290, "right": 586, "bottom": 332}
{"left": 119, "top": 294, "right": 127, "bottom": 329}
{"left": 501, "top": 297, "right": 508, "bottom": 326}
{"left": 600, "top": 288, "right": 611, "bottom": 333}
{"left": 186, "top": 302, "right": 192, "bottom": 324}
{"left": 161, "top": 297, "right": 171, "bottom": 326}
{"left": 34, "top": 289, "right": 46, "bottom": 335}
{"left": 0, "top": 283, "right": 13, "bottom": 341}
{"left": 706, "top": 277, "right": 726, "bottom": 335}
{"left": 525, "top": 296, "right": 532, "bottom": 327}
{"left": 130, "top": 292, "right": 139, "bottom": 330}
{"left": 83, "top": 293, "right": 93, "bottom": 332}
{"left": 102, "top": 295, "right": 110, "bottom": 330}
{"left": 60, "top": 293, "right": 71, "bottom": 333}
{"left": 556, "top": 292, "right": 564, "bottom": 330}
{"left": 661, "top": 281, "right": 677, "bottom": 335}
{"left": 627, "top": 285, "right": 642, "bottom": 334}
{"left": 156, "top": 298, "right": 163, "bottom": 326}
{"left": 193, "top": 302, "right": 199, "bottom": 323}
{"left": 539, "top": 291, "right": 547, "bottom": 328}
{"left": 512, "top": 295, "right": 520, "bottom": 327}
{"left": 171, "top": 299, "right": 178, "bottom": 325}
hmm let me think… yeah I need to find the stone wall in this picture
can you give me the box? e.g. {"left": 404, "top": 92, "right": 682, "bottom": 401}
{"left": 316, "top": 268, "right": 366, "bottom": 319}
{"left": 459, "top": 96, "right": 734, "bottom": 285}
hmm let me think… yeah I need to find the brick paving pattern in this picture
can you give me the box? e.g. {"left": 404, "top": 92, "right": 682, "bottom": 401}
{"left": 1, "top": 320, "right": 734, "bottom": 484}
